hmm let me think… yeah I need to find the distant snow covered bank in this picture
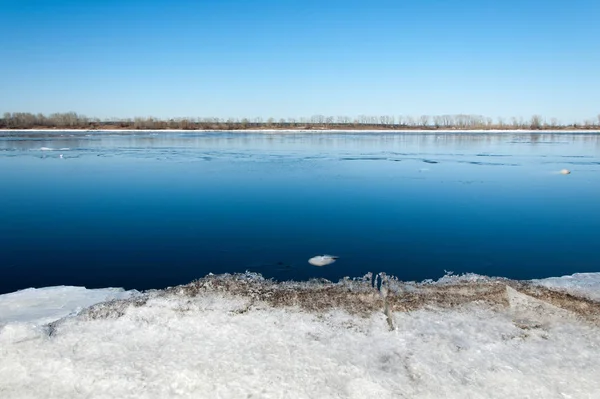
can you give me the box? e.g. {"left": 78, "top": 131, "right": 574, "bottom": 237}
{"left": 1, "top": 273, "right": 599, "bottom": 398}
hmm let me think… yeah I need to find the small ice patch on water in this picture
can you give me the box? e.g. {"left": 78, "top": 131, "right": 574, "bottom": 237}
{"left": 461, "top": 160, "right": 519, "bottom": 166}
{"left": 308, "top": 254, "right": 338, "bottom": 266}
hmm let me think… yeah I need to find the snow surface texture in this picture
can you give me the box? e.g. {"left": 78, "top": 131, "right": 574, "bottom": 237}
{"left": 1, "top": 273, "right": 599, "bottom": 399}
{"left": 531, "top": 273, "right": 600, "bottom": 302}
{"left": 0, "top": 286, "right": 138, "bottom": 325}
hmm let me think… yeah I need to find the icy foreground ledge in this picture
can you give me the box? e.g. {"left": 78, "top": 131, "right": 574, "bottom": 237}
{"left": 1, "top": 273, "right": 599, "bottom": 399}
{"left": 0, "top": 286, "right": 138, "bottom": 325}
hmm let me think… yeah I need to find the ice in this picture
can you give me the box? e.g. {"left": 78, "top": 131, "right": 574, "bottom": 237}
{"left": 532, "top": 272, "right": 600, "bottom": 301}
{"left": 0, "top": 273, "right": 599, "bottom": 398}
{"left": 0, "top": 286, "right": 138, "bottom": 325}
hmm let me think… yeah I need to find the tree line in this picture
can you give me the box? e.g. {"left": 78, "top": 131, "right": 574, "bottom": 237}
{"left": 2, "top": 112, "right": 600, "bottom": 130}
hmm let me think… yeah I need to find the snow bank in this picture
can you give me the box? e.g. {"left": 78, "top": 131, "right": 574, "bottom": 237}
{"left": 0, "top": 286, "right": 138, "bottom": 325}
{"left": 531, "top": 272, "right": 600, "bottom": 302}
{"left": 0, "top": 273, "right": 599, "bottom": 399}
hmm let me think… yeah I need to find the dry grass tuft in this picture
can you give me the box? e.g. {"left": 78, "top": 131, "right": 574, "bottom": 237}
{"left": 78, "top": 273, "right": 600, "bottom": 323}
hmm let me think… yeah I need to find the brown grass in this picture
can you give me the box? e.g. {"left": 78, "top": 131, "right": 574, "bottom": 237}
{"left": 79, "top": 274, "right": 600, "bottom": 324}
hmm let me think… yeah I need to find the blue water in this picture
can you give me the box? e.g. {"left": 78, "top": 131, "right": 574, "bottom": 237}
{"left": 1, "top": 131, "right": 599, "bottom": 294}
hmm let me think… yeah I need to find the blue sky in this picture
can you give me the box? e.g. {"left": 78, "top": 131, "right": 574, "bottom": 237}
{"left": 1, "top": 0, "right": 599, "bottom": 122}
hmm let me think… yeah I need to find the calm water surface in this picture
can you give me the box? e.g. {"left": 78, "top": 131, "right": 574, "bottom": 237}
{"left": 1, "top": 131, "right": 599, "bottom": 294}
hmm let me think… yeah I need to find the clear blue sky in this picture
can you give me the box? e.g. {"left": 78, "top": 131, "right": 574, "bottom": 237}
{"left": 1, "top": 0, "right": 599, "bottom": 122}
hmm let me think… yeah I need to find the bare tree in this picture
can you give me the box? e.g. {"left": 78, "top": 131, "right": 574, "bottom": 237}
{"left": 441, "top": 115, "right": 454, "bottom": 128}
{"left": 1, "top": 111, "right": 594, "bottom": 131}
{"left": 496, "top": 117, "right": 504, "bottom": 129}
{"left": 530, "top": 115, "right": 543, "bottom": 130}
{"left": 311, "top": 115, "right": 325, "bottom": 125}
{"left": 511, "top": 117, "right": 519, "bottom": 129}
{"left": 178, "top": 118, "right": 191, "bottom": 130}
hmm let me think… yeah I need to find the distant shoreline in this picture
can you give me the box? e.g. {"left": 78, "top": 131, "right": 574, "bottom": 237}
{"left": 2, "top": 128, "right": 600, "bottom": 134}
{"left": 5, "top": 112, "right": 600, "bottom": 133}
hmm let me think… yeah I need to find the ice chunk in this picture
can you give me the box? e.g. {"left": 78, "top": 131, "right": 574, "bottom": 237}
{"left": 0, "top": 286, "right": 138, "bottom": 325}
{"left": 531, "top": 273, "right": 600, "bottom": 302}
{"left": 308, "top": 254, "right": 338, "bottom": 266}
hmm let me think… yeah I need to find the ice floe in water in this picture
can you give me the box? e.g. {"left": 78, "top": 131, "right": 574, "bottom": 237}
{"left": 308, "top": 254, "right": 338, "bottom": 266}
{"left": 0, "top": 272, "right": 599, "bottom": 398}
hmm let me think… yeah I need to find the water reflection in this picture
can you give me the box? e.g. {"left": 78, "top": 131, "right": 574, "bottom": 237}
{"left": 2, "top": 131, "right": 600, "bottom": 157}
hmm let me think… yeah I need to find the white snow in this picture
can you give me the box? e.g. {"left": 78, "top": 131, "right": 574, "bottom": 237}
{"left": 0, "top": 286, "right": 138, "bottom": 325}
{"left": 532, "top": 272, "right": 600, "bottom": 302}
{"left": 0, "top": 274, "right": 599, "bottom": 398}
{"left": 308, "top": 255, "right": 338, "bottom": 266}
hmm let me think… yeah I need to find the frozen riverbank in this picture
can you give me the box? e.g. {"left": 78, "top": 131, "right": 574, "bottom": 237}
{"left": 1, "top": 272, "right": 599, "bottom": 398}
